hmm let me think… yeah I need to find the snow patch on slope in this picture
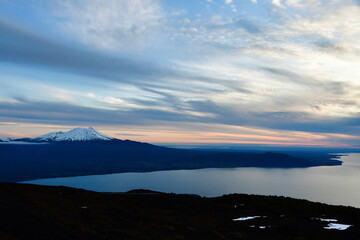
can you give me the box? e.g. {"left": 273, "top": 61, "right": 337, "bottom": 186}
{"left": 233, "top": 216, "right": 261, "bottom": 221}
{"left": 324, "top": 223, "right": 352, "bottom": 230}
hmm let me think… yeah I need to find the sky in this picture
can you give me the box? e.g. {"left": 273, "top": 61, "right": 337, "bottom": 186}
{"left": 0, "top": 0, "right": 360, "bottom": 147}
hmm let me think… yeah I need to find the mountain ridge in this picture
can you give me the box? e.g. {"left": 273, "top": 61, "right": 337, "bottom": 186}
{"left": 1, "top": 127, "right": 116, "bottom": 143}
{"left": 0, "top": 127, "right": 342, "bottom": 182}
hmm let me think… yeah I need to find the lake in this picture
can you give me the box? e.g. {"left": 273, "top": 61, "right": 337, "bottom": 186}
{"left": 24, "top": 153, "right": 360, "bottom": 208}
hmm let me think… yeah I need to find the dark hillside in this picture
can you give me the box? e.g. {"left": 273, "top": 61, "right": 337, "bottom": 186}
{"left": 0, "top": 141, "right": 341, "bottom": 182}
{"left": 0, "top": 183, "right": 358, "bottom": 240}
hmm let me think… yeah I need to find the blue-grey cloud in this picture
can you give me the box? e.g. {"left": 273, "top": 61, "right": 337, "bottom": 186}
{"left": 233, "top": 18, "right": 261, "bottom": 34}
{"left": 0, "top": 18, "right": 166, "bottom": 82}
{"left": 207, "top": 16, "right": 262, "bottom": 34}
{"left": 0, "top": 18, "right": 252, "bottom": 96}
{"left": 0, "top": 98, "right": 210, "bottom": 126}
{"left": 260, "top": 66, "right": 348, "bottom": 95}
{"left": 187, "top": 100, "right": 360, "bottom": 134}
{"left": 0, "top": 15, "right": 357, "bottom": 137}
{"left": 0, "top": 98, "right": 359, "bottom": 135}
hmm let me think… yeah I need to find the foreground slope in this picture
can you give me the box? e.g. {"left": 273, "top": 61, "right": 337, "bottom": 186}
{"left": 0, "top": 183, "right": 359, "bottom": 240}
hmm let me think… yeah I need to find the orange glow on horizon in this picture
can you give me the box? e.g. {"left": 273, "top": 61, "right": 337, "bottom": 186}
{"left": 0, "top": 122, "right": 359, "bottom": 148}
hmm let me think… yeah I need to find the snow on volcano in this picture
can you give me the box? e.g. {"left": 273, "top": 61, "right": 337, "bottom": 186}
{"left": 33, "top": 127, "right": 114, "bottom": 142}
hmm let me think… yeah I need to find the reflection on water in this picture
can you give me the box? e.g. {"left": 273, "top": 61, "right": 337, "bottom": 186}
{"left": 24, "top": 153, "right": 360, "bottom": 208}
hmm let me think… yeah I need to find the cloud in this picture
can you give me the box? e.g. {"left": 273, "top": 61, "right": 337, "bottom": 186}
{"left": 0, "top": 98, "right": 206, "bottom": 126}
{"left": 259, "top": 66, "right": 348, "bottom": 94}
{"left": 233, "top": 18, "right": 261, "bottom": 34}
{"left": 0, "top": 17, "right": 256, "bottom": 94}
{"left": 1, "top": 98, "right": 359, "bottom": 137}
{"left": 225, "top": 0, "right": 233, "bottom": 4}
{"left": 288, "top": 4, "right": 360, "bottom": 39}
{"left": 0, "top": 18, "right": 164, "bottom": 82}
{"left": 201, "top": 15, "right": 263, "bottom": 36}
{"left": 0, "top": 17, "right": 230, "bottom": 91}
{"left": 272, "top": 0, "right": 285, "bottom": 8}
{"left": 53, "top": 0, "right": 163, "bottom": 51}
{"left": 1, "top": 0, "right": 360, "bottom": 146}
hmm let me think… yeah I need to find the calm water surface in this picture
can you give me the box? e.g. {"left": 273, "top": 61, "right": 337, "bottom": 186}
{"left": 24, "top": 153, "right": 360, "bottom": 208}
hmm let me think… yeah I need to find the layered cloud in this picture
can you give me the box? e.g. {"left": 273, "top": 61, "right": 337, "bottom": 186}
{"left": 52, "top": 0, "right": 164, "bottom": 51}
{"left": 0, "top": 0, "right": 359, "bottom": 147}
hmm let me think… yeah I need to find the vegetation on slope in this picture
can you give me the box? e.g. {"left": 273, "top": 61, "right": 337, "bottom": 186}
{"left": 0, "top": 141, "right": 341, "bottom": 182}
{"left": 0, "top": 183, "right": 358, "bottom": 240}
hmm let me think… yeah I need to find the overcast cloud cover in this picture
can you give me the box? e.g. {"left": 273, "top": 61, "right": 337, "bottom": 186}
{"left": 0, "top": 0, "right": 359, "bottom": 147}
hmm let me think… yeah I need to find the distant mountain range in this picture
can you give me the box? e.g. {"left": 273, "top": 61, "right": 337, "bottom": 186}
{"left": 0, "top": 127, "right": 342, "bottom": 182}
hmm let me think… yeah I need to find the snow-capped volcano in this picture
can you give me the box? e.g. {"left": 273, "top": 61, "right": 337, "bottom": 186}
{"left": 33, "top": 127, "right": 114, "bottom": 142}
{"left": 0, "top": 137, "right": 14, "bottom": 142}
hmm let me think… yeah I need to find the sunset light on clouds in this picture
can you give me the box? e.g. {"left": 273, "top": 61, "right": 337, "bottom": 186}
{"left": 0, "top": 0, "right": 360, "bottom": 147}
